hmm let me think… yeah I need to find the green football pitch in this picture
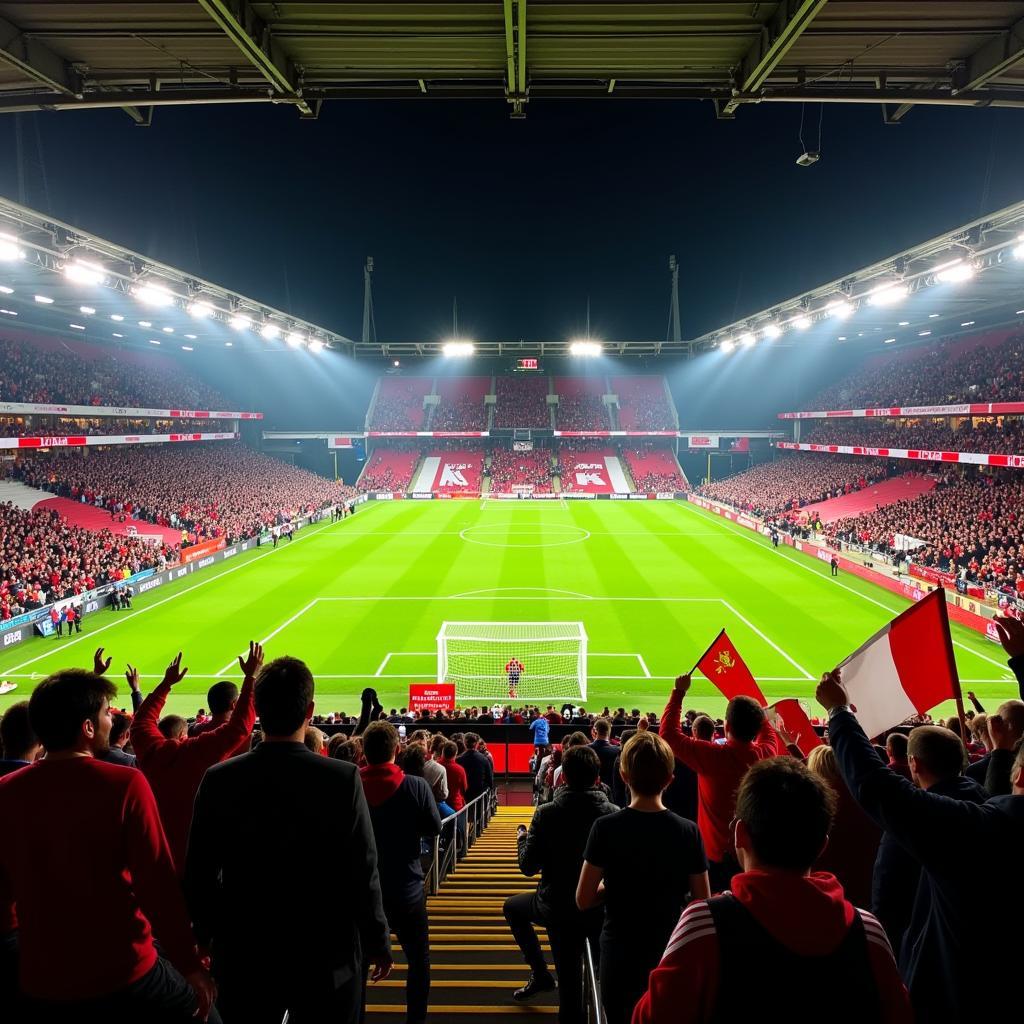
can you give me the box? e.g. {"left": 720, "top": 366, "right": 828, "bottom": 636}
{"left": 0, "top": 499, "right": 1016, "bottom": 720}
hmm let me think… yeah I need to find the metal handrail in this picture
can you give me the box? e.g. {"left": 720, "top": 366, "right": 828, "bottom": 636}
{"left": 583, "top": 937, "right": 605, "bottom": 1024}
{"left": 426, "top": 787, "right": 496, "bottom": 895}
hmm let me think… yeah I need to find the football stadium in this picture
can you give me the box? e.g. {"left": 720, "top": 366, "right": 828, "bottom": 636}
{"left": 1, "top": 4, "right": 1024, "bottom": 1024}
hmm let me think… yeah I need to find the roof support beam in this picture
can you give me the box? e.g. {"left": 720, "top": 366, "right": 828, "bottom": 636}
{"left": 195, "top": 0, "right": 311, "bottom": 115}
{"left": 503, "top": 0, "right": 527, "bottom": 118}
{"left": 955, "top": 16, "right": 1024, "bottom": 94}
{"left": 723, "top": 0, "right": 828, "bottom": 115}
{"left": 0, "top": 15, "right": 81, "bottom": 97}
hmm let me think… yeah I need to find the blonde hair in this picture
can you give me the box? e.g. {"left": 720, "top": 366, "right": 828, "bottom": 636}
{"left": 806, "top": 745, "right": 842, "bottom": 788}
{"left": 620, "top": 731, "right": 675, "bottom": 796}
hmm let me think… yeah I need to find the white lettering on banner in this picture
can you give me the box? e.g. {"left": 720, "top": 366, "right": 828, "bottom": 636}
{"left": 576, "top": 463, "right": 603, "bottom": 470}
{"left": 816, "top": 548, "right": 833, "bottom": 564}
{"left": 174, "top": 567, "right": 190, "bottom": 579}
{"left": 412, "top": 492, "right": 433, "bottom": 499}
{"left": 223, "top": 547, "right": 238, "bottom": 558}
{"left": 137, "top": 578, "right": 162, "bottom": 593}
{"left": 628, "top": 493, "right": 647, "bottom": 499}
{"left": 575, "top": 472, "right": 606, "bottom": 486}
{"left": 85, "top": 600, "right": 99, "bottom": 613}
{"left": 1009, "top": 456, "right": 1024, "bottom": 468}
{"left": 610, "top": 493, "right": 628, "bottom": 500}
{"left": 3, "top": 629, "right": 23, "bottom": 646}
{"left": 375, "top": 493, "right": 395, "bottom": 500}
{"left": 439, "top": 466, "right": 468, "bottom": 487}
{"left": 197, "top": 556, "right": 216, "bottom": 569}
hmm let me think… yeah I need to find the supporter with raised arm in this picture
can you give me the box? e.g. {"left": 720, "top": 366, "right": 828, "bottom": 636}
{"left": 633, "top": 757, "right": 911, "bottom": 1024}
{"left": 818, "top": 667, "right": 1024, "bottom": 1023}
{"left": 577, "top": 732, "right": 709, "bottom": 1024}
{"left": 0, "top": 666, "right": 216, "bottom": 1022}
{"left": 360, "top": 722, "right": 442, "bottom": 1024}
{"left": 504, "top": 746, "right": 616, "bottom": 1022}
{"left": 185, "top": 655, "right": 390, "bottom": 1024}
{"left": 660, "top": 674, "right": 779, "bottom": 889}
{"left": 130, "top": 645, "right": 258, "bottom": 873}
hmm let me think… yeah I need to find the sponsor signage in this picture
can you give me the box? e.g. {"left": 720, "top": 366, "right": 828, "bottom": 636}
{"left": 412, "top": 492, "right": 434, "bottom": 499}
{"left": 779, "top": 402, "right": 1024, "bottom": 420}
{"left": 367, "top": 431, "right": 489, "bottom": 437}
{"left": 554, "top": 430, "right": 680, "bottom": 437}
{"left": 0, "top": 432, "right": 239, "bottom": 450}
{"left": 181, "top": 538, "right": 227, "bottom": 564}
{"left": 327, "top": 437, "right": 356, "bottom": 448}
{"left": 688, "top": 435, "right": 719, "bottom": 449}
{"left": 409, "top": 683, "right": 456, "bottom": 712}
{"left": 774, "top": 441, "right": 1024, "bottom": 468}
{"left": 0, "top": 401, "right": 262, "bottom": 419}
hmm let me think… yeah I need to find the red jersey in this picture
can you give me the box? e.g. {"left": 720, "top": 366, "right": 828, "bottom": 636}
{"left": 505, "top": 659, "right": 524, "bottom": 675}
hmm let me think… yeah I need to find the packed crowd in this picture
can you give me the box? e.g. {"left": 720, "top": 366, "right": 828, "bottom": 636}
{"left": 487, "top": 448, "right": 553, "bottom": 493}
{"left": 369, "top": 380, "right": 429, "bottom": 431}
{"left": 805, "top": 416, "right": 1024, "bottom": 454}
{"left": 0, "top": 502, "right": 170, "bottom": 619}
{"left": 430, "top": 394, "right": 487, "bottom": 431}
{"left": 809, "top": 328, "right": 1024, "bottom": 409}
{"left": 624, "top": 444, "right": 686, "bottom": 492}
{"left": 494, "top": 376, "right": 551, "bottom": 428}
{"left": 696, "top": 455, "right": 890, "bottom": 517}
{"left": 556, "top": 393, "right": 608, "bottom": 430}
{"left": 2, "top": 625, "right": 1021, "bottom": 1024}
{"left": 0, "top": 335, "right": 231, "bottom": 410}
{"left": 0, "top": 417, "right": 234, "bottom": 439}
{"left": 828, "top": 470, "right": 1024, "bottom": 593}
{"left": 16, "top": 445, "right": 349, "bottom": 545}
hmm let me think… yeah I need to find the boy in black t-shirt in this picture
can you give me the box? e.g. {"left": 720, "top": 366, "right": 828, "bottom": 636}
{"left": 577, "top": 731, "right": 709, "bottom": 1024}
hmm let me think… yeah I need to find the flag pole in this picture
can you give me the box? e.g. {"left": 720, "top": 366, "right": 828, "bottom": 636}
{"left": 934, "top": 589, "right": 967, "bottom": 738}
{"left": 689, "top": 628, "right": 725, "bottom": 677}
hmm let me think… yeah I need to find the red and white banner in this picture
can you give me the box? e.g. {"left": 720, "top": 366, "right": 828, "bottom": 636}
{"left": 837, "top": 589, "right": 959, "bottom": 738}
{"left": 0, "top": 401, "right": 261, "bottom": 419}
{"left": 180, "top": 537, "right": 227, "bottom": 564}
{"left": 366, "top": 431, "right": 488, "bottom": 438}
{"left": 327, "top": 437, "right": 355, "bottom": 448}
{"left": 554, "top": 430, "right": 679, "bottom": 437}
{"left": 688, "top": 435, "right": 719, "bottom": 449}
{"left": 778, "top": 402, "right": 1024, "bottom": 420}
{"left": 774, "top": 440, "right": 1024, "bottom": 469}
{"left": 409, "top": 683, "right": 455, "bottom": 712}
{"left": 411, "top": 451, "right": 484, "bottom": 493}
{"left": 766, "top": 699, "right": 823, "bottom": 757}
{"left": 0, "top": 431, "right": 239, "bottom": 449}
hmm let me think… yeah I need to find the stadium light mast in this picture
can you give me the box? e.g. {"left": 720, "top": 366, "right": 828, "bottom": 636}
{"left": 668, "top": 255, "right": 682, "bottom": 345}
{"left": 361, "top": 256, "right": 375, "bottom": 345}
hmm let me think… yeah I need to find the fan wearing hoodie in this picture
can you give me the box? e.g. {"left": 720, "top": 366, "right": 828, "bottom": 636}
{"left": 360, "top": 721, "right": 442, "bottom": 1024}
{"left": 633, "top": 757, "right": 911, "bottom": 1024}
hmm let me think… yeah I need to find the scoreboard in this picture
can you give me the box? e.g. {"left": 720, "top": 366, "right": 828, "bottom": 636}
{"left": 516, "top": 358, "right": 539, "bottom": 371}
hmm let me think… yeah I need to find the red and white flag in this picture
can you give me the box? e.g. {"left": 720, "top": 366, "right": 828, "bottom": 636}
{"left": 694, "top": 629, "right": 766, "bottom": 705}
{"left": 766, "top": 698, "right": 822, "bottom": 757}
{"left": 837, "top": 589, "right": 960, "bottom": 739}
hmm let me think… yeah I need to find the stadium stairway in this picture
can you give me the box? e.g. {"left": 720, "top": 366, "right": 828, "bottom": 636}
{"left": 365, "top": 806, "right": 557, "bottom": 1021}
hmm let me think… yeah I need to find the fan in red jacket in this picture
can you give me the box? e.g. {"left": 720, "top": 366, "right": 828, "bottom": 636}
{"left": 633, "top": 758, "right": 911, "bottom": 1024}
{"left": 130, "top": 643, "right": 261, "bottom": 874}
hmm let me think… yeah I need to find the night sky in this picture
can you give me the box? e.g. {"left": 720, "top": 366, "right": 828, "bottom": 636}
{"left": 1, "top": 99, "right": 1021, "bottom": 345}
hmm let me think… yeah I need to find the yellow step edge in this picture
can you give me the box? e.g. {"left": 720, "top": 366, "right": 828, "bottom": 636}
{"left": 366, "top": 1006, "right": 556, "bottom": 1015}
{"left": 384, "top": 964, "right": 530, "bottom": 972}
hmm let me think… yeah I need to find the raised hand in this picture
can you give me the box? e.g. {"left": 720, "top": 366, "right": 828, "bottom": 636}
{"left": 160, "top": 651, "right": 189, "bottom": 688}
{"left": 673, "top": 674, "right": 692, "bottom": 698}
{"left": 815, "top": 669, "right": 847, "bottom": 712}
{"left": 237, "top": 640, "right": 264, "bottom": 679}
{"left": 992, "top": 615, "right": 1024, "bottom": 659}
{"left": 92, "top": 647, "right": 112, "bottom": 675}
{"left": 774, "top": 713, "right": 801, "bottom": 749}
{"left": 125, "top": 664, "right": 141, "bottom": 693}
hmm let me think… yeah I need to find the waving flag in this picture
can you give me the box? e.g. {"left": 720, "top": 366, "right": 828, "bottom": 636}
{"left": 837, "top": 589, "right": 960, "bottom": 739}
{"left": 694, "top": 629, "right": 766, "bottom": 704}
{"left": 766, "top": 699, "right": 823, "bottom": 757}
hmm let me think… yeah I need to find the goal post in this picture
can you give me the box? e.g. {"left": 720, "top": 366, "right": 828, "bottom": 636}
{"left": 437, "top": 621, "right": 587, "bottom": 702}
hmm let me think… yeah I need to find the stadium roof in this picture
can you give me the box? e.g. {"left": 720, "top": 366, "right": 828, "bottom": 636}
{"left": 3, "top": 2, "right": 1024, "bottom": 121}
{"left": 690, "top": 198, "right": 1024, "bottom": 357}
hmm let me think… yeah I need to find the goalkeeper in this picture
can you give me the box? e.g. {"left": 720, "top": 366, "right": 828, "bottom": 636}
{"left": 505, "top": 657, "right": 524, "bottom": 700}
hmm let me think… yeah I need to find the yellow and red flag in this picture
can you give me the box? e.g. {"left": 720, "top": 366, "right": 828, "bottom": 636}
{"left": 693, "top": 629, "right": 766, "bottom": 705}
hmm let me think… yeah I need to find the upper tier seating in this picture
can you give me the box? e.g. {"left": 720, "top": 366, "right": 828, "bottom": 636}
{"left": 432, "top": 376, "right": 490, "bottom": 430}
{"left": 555, "top": 377, "right": 609, "bottom": 430}
{"left": 611, "top": 376, "right": 676, "bottom": 430}
{"left": 624, "top": 444, "right": 688, "bottom": 492}
{"left": 494, "top": 375, "right": 551, "bottom": 428}
{"left": 359, "top": 448, "right": 420, "bottom": 493}
{"left": 369, "top": 377, "right": 432, "bottom": 430}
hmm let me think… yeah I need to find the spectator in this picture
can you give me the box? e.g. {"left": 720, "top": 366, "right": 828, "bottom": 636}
{"left": 130, "top": 646, "right": 258, "bottom": 873}
{"left": 0, "top": 702, "right": 40, "bottom": 777}
{"left": 0, "top": 667, "right": 216, "bottom": 1022}
{"left": 360, "top": 722, "right": 442, "bottom": 1024}
{"left": 633, "top": 757, "right": 911, "bottom": 1023}
{"left": 458, "top": 732, "right": 494, "bottom": 804}
{"left": 577, "top": 732, "right": 709, "bottom": 1024}
{"left": 885, "top": 732, "right": 912, "bottom": 780}
{"left": 185, "top": 655, "right": 391, "bottom": 1023}
{"left": 588, "top": 717, "right": 618, "bottom": 789}
{"left": 504, "top": 745, "right": 616, "bottom": 1021}
{"left": 659, "top": 674, "right": 779, "bottom": 889}
{"left": 819, "top": 667, "right": 1024, "bottom": 1022}
{"left": 96, "top": 711, "right": 137, "bottom": 768}
{"left": 440, "top": 741, "right": 468, "bottom": 812}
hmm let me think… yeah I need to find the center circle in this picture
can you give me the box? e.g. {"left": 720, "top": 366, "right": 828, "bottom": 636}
{"left": 459, "top": 524, "right": 591, "bottom": 548}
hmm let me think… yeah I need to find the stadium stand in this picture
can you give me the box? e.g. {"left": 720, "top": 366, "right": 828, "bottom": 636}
{"left": 494, "top": 376, "right": 551, "bottom": 429}
{"left": 0, "top": 332, "right": 230, "bottom": 409}
{"left": 804, "top": 417, "right": 1024, "bottom": 454}
{"left": 795, "top": 473, "right": 938, "bottom": 527}
{"left": 807, "top": 326, "right": 1024, "bottom": 409}
{"left": 432, "top": 377, "right": 490, "bottom": 430}
{"left": 369, "top": 377, "right": 432, "bottom": 430}
{"left": 623, "top": 444, "right": 688, "bottom": 492}
{"left": 555, "top": 377, "right": 609, "bottom": 430}
{"left": 695, "top": 454, "right": 890, "bottom": 517}
{"left": 612, "top": 376, "right": 676, "bottom": 430}
{"left": 0, "top": 416, "right": 234, "bottom": 438}
{"left": 411, "top": 449, "right": 484, "bottom": 494}
{"left": 558, "top": 445, "right": 629, "bottom": 494}
{"left": 15, "top": 445, "right": 347, "bottom": 544}
{"left": 488, "top": 448, "right": 553, "bottom": 493}
{"left": 358, "top": 447, "right": 420, "bottom": 493}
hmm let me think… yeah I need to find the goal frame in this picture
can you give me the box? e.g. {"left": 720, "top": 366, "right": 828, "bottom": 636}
{"left": 436, "top": 621, "right": 588, "bottom": 701}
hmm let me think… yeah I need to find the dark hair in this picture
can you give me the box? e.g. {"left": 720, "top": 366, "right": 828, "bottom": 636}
{"left": 735, "top": 757, "right": 836, "bottom": 871}
{"left": 692, "top": 714, "right": 716, "bottom": 742}
{"left": 563, "top": 731, "right": 590, "bottom": 749}
{"left": 327, "top": 732, "right": 349, "bottom": 758}
{"left": 363, "top": 720, "right": 399, "bottom": 764}
{"left": 158, "top": 715, "right": 187, "bottom": 740}
{"left": 561, "top": 745, "right": 600, "bottom": 790}
{"left": 908, "top": 725, "right": 966, "bottom": 779}
{"left": 464, "top": 732, "right": 481, "bottom": 749}
{"left": 442, "top": 740, "right": 458, "bottom": 759}
{"left": 593, "top": 717, "right": 611, "bottom": 738}
{"left": 886, "top": 732, "right": 909, "bottom": 760}
{"left": 207, "top": 679, "right": 239, "bottom": 716}
{"left": 28, "top": 669, "right": 117, "bottom": 753}
{"left": 109, "top": 712, "right": 132, "bottom": 748}
{"left": 402, "top": 743, "right": 427, "bottom": 777}
{"left": 726, "top": 695, "right": 766, "bottom": 743}
{"left": 620, "top": 731, "right": 675, "bottom": 796}
{"left": 255, "top": 657, "right": 314, "bottom": 735}
{"left": 0, "top": 701, "right": 37, "bottom": 759}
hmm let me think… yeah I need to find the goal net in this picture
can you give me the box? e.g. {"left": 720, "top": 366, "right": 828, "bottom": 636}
{"left": 437, "top": 621, "right": 587, "bottom": 702}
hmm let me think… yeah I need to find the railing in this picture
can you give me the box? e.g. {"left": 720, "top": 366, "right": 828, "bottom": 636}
{"left": 583, "top": 937, "right": 605, "bottom": 1024}
{"left": 425, "top": 787, "right": 497, "bottom": 895}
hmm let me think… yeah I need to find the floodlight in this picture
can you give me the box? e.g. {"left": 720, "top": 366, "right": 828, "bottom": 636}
{"left": 883, "top": 338, "right": 896, "bottom": 344}
{"left": 68, "top": 323, "right": 86, "bottom": 331}
{"left": 259, "top": 322, "right": 280, "bottom": 340}
{"left": 761, "top": 323, "right": 782, "bottom": 340}
{"left": 825, "top": 300, "right": 853, "bottom": 319}
{"left": 309, "top": 339, "right": 325, "bottom": 354}
{"left": 739, "top": 332, "right": 756, "bottom": 348}
{"left": 569, "top": 340, "right": 602, "bottom": 356}
{"left": 935, "top": 261, "right": 975, "bottom": 284}
{"left": 148, "top": 339, "right": 161, "bottom": 345}
{"left": 286, "top": 331, "right": 305, "bottom": 348}
{"left": 868, "top": 283, "right": 908, "bottom": 307}
{"left": 1014, "top": 242, "right": 1024, "bottom": 261}
{"left": 720, "top": 338, "right": 735, "bottom": 354}
{"left": 112, "top": 333, "right": 123, "bottom": 338}
{"left": 134, "top": 282, "right": 174, "bottom": 307}
{"left": 229, "top": 314, "right": 251, "bottom": 330}
{"left": 185, "top": 333, "right": 197, "bottom": 340}
{"left": 182, "top": 345, "right": 194, "bottom": 352}
{"left": 792, "top": 315, "right": 811, "bottom": 330}
{"left": 0, "top": 234, "right": 24, "bottom": 262}
{"left": 0, "top": 286, "right": 11, "bottom": 295}
{"left": 138, "top": 321, "right": 152, "bottom": 328}
{"left": 443, "top": 341, "right": 475, "bottom": 357}
{"left": 79, "top": 306, "right": 95, "bottom": 315}
{"left": 64, "top": 259, "right": 104, "bottom": 286}
{"left": 34, "top": 295, "right": 54, "bottom": 304}
{"left": 110, "top": 314, "right": 124, "bottom": 322}
{"left": 187, "top": 300, "right": 213, "bottom": 318}
{"left": 162, "top": 326, "right": 174, "bottom": 334}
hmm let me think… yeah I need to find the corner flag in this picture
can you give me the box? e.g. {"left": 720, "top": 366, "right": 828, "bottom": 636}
{"left": 694, "top": 629, "right": 767, "bottom": 705}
